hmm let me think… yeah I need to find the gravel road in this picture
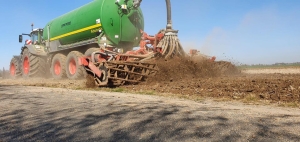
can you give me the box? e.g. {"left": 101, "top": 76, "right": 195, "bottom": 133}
{"left": 1, "top": 85, "right": 300, "bottom": 142}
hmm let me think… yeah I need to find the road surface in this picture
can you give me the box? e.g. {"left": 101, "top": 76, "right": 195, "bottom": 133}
{"left": 1, "top": 85, "right": 300, "bottom": 141}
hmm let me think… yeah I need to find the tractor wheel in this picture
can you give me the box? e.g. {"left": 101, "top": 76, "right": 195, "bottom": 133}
{"left": 66, "top": 51, "right": 86, "bottom": 79}
{"left": 84, "top": 48, "right": 100, "bottom": 57}
{"left": 21, "top": 48, "right": 47, "bottom": 78}
{"left": 51, "top": 53, "right": 67, "bottom": 79}
{"left": 9, "top": 56, "right": 22, "bottom": 78}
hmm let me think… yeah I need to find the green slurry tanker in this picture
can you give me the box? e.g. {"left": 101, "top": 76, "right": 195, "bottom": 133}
{"left": 10, "top": 0, "right": 186, "bottom": 86}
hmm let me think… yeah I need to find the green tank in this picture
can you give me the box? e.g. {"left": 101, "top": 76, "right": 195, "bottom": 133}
{"left": 43, "top": 0, "right": 144, "bottom": 47}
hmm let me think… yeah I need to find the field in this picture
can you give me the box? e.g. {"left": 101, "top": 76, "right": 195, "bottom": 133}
{"left": 1, "top": 59, "right": 300, "bottom": 141}
{"left": 241, "top": 68, "right": 300, "bottom": 74}
{"left": 1, "top": 58, "right": 299, "bottom": 107}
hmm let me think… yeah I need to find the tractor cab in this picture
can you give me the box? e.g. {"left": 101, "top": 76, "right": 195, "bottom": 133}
{"left": 19, "top": 24, "right": 43, "bottom": 45}
{"left": 30, "top": 28, "right": 43, "bottom": 45}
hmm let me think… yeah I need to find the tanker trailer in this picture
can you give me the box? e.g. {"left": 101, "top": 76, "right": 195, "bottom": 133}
{"left": 10, "top": 0, "right": 144, "bottom": 79}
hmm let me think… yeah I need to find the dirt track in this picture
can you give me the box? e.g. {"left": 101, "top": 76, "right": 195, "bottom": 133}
{"left": 1, "top": 85, "right": 300, "bottom": 141}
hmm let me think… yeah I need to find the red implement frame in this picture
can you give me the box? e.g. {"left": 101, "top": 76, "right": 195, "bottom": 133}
{"left": 79, "top": 30, "right": 164, "bottom": 80}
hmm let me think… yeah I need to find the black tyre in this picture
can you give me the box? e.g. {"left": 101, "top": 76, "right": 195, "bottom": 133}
{"left": 66, "top": 51, "right": 86, "bottom": 79}
{"left": 84, "top": 48, "right": 100, "bottom": 56}
{"left": 9, "top": 56, "right": 22, "bottom": 78}
{"left": 21, "top": 48, "right": 47, "bottom": 78}
{"left": 51, "top": 53, "right": 67, "bottom": 79}
{"left": 97, "top": 64, "right": 109, "bottom": 86}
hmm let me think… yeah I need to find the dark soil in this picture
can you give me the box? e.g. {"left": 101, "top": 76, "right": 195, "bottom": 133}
{"left": 146, "top": 57, "right": 240, "bottom": 83}
{"left": 122, "top": 57, "right": 300, "bottom": 104}
{"left": 124, "top": 74, "right": 300, "bottom": 103}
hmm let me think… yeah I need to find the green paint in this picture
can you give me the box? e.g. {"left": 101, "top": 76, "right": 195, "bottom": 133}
{"left": 43, "top": 0, "right": 144, "bottom": 47}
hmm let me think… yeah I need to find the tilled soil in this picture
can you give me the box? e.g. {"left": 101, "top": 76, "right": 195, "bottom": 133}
{"left": 1, "top": 57, "right": 299, "bottom": 105}
{"left": 125, "top": 74, "right": 300, "bottom": 104}
{"left": 147, "top": 57, "right": 239, "bottom": 83}
{"left": 126, "top": 57, "right": 300, "bottom": 104}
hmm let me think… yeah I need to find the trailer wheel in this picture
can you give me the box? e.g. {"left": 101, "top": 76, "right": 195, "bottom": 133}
{"left": 9, "top": 56, "right": 22, "bottom": 78}
{"left": 84, "top": 48, "right": 100, "bottom": 56}
{"left": 21, "top": 48, "right": 47, "bottom": 78}
{"left": 66, "top": 51, "right": 86, "bottom": 79}
{"left": 51, "top": 53, "right": 67, "bottom": 79}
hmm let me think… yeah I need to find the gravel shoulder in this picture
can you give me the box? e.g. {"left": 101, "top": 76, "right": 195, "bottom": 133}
{"left": 1, "top": 85, "right": 300, "bottom": 141}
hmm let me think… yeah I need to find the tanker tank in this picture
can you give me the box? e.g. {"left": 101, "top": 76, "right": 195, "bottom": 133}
{"left": 43, "top": 0, "right": 144, "bottom": 49}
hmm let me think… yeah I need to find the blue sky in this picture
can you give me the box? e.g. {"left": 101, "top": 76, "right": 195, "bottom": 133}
{"left": 0, "top": 0, "right": 299, "bottom": 69}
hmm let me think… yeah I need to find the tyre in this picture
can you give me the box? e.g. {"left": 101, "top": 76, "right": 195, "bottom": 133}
{"left": 50, "top": 53, "right": 67, "bottom": 79}
{"left": 84, "top": 48, "right": 100, "bottom": 56}
{"left": 97, "top": 64, "right": 109, "bottom": 86}
{"left": 21, "top": 48, "right": 47, "bottom": 78}
{"left": 9, "top": 56, "right": 22, "bottom": 78}
{"left": 66, "top": 51, "right": 86, "bottom": 79}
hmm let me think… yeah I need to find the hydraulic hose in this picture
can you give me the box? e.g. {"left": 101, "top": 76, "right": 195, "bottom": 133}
{"left": 165, "top": 0, "right": 172, "bottom": 30}
{"left": 133, "top": 0, "right": 142, "bottom": 8}
{"left": 132, "top": 0, "right": 172, "bottom": 31}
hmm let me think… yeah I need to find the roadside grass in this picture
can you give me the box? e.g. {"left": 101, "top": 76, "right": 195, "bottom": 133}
{"left": 242, "top": 94, "right": 260, "bottom": 103}
{"left": 137, "top": 90, "right": 156, "bottom": 95}
{"left": 278, "top": 102, "right": 299, "bottom": 108}
{"left": 213, "top": 97, "right": 235, "bottom": 102}
{"left": 111, "top": 88, "right": 125, "bottom": 92}
{"left": 93, "top": 87, "right": 206, "bottom": 102}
